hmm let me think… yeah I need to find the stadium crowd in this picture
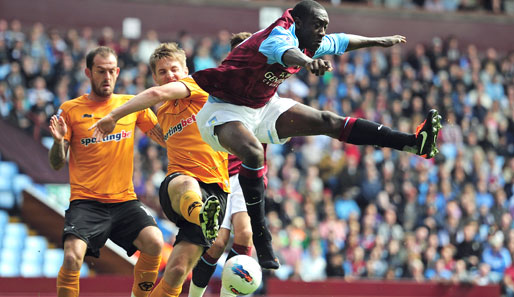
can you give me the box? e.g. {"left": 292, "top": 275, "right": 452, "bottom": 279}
{"left": 318, "top": 0, "right": 509, "bottom": 14}
{"left": 0, "top": 16, "right": 514, "bottom": 294}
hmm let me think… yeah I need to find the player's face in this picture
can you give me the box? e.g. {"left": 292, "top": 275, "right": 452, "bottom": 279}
{"left": 297, "top": 8, "right": 329, "bottom": 52}
{"left": 87, "top": 54, "right": 119, "bottom": 98}
{"left": 152, "top": 57, "right": 188, "bottom": 86}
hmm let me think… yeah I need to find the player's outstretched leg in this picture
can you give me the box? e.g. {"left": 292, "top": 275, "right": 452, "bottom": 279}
{"left": 200, "top": 196, "right": 221, "bottom": 243}
{"left": 275, "top": 104, "right": 443, "bottom": 160}
{"left": 411, "top": 109, "right": 442, "bottom": 159}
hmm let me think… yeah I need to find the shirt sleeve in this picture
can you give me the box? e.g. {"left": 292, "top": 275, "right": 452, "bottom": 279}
{"left": 258, "top": 25, "right": 298, "bottom": 66}
{"left": 136, "top": 108, "right": 159, "bottom": 133}
{"left": 180, "top": 76, "right": 208, "bottom": 103}
{"left": 313, "top": 33, "right": 349, "bottom": 59}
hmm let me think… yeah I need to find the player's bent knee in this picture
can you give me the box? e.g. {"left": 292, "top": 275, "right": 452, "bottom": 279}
{"left": 320, "top": 110, "right": 342, "bottom": 134}
{"left": 209, "top": 238, "right": 228, "bottom": 258}
{"left": 168, "top": 175, "right": 199, "bottom": 191}
{"left": 135, "top": 226, "right": 164, "bottom": 256}
{"left": 234, "top": 228, "right": 253, "bottom": 246}
{"left": 62, "top": 253, "right": 83, "bottom": 271}
{"left": 143, "top": 234, "right": 164, "bottom": 256}
{"left": 167, "top": 263, "right": 189, "bottom": 278}
{"left": 238, "top": 142, "right": 264, "bottom": 167}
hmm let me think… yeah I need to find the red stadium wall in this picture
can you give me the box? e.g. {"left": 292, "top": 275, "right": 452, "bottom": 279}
{"left": 266, "top": 278, "right": 501, "bottom": 297}
{"left": 0, "top": 277, "right": 500, "bottom": 297}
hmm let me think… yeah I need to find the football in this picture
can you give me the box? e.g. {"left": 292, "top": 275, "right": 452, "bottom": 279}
{"left": 221, "top": 255, "right": 262, "bottom": 296}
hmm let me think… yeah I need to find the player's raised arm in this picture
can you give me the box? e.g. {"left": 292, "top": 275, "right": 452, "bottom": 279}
{"left": 282, "top": 48, "right": 333, "bottom": 76}
{"left": 89, "top": 81, "right": 190, "bottom": 139}
{"left": 345, "top": 34, "right": 406, "bottom": 51}
{"left": 48, "top": 114, "right": 69, "bottom": 170}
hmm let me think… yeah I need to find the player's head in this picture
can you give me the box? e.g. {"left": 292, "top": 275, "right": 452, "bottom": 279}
{"left": 149, "top": 42, "right": 188, "bottom": 86}
{"left": 230, "top": 32, "right": 252, "bottom": 51}
{"left": 85, "top": 46, "right": 119, "bottom": 98}
{"left": 291, "top": 0, "right": 329, "bottom": 52}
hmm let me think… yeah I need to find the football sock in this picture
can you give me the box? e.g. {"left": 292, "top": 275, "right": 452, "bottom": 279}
{"left": 132, "top": 253, "right": 161, "bottom": 297}
{"left": 340, "top": 118, "right": 416, "bottom": 151}
{"left": 239, "top": 164, "right": 278, "bottom": 269}
{"left": 227, "top": 243, "right": 252, "bottom": 260}
{"left": 238, "top": 165, "right": 266, "bottom": 228}
{"left": 188, "top": 281, "right": 208, "bottom": 297}
{"left": 57, "top": 267, "right": 80, "bottom": 297}
{"left": 179, "top": 190, "right": 203, "bottom": 226}
{"left": 149, "top": 279, "right": 182, "bottom": 297}
{"left": 191, "top": 253, "right": 218, "bottom": 288}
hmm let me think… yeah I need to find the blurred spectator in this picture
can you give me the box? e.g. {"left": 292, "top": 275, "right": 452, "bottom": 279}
{"left": 482, "top": 231, "right": 512, "bottom": 282}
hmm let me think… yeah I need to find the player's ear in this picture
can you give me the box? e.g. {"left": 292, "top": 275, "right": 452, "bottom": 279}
{"left": 85, "top": 67, "right": 92, "bottom": 79}
{"left": 184, "top": 66, "right": 189, "bottom": 76}
{"left": 116, "top": 67, "right": 120, "bottom": 76}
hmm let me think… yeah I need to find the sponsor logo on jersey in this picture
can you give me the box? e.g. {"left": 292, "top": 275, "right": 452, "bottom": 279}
{"left": 262, "top": 71, "right": 292, "bottom": 87}
{"left": 164, "top": 114, "right": 196, "bottom": 141}
{"left": 80, "top": 130, "right": 132, "bottom": 146}
{"left": 82, "top": 113, "right": 93, "bottom": 118}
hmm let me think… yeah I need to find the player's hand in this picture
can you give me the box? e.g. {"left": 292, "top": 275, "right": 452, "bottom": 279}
{"left": 380, "top": 35, "right": 406, "bottom": 47}
{"left": 49, "top": 115, "right": 67, "bottom": 143}
{"left": 305, "top": 59, "right": 333, "bottom": 76}
{"left": 89, "top": 114, "right": 116, "bottom": 140}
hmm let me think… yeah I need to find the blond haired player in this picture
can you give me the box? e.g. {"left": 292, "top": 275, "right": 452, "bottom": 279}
{"left": 90, "top": 43, "right": 229, "bottom": 297}
{"left": 48, "top": 46, "right": 164, "bottom": 297}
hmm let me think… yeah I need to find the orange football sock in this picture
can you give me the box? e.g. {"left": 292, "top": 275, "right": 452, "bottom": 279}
{"left": 149, "top": 279, "right": 182, "bottom": 297}
{"left": 132, "top": 253, "right": 162, "bottom": 297}
{"left": 179, "top": 190, "right": 202, "bottom": 226}
{"left": 57, "top": 267, "right": 80, "bottom": 297}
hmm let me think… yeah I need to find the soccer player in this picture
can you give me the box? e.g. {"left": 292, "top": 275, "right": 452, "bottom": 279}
{"left": 48, "top": 46, "right": 164, "bottom": 297}
{"left": 90, "top": 43, "right": 229, "bottom": 297}
{"left": 191, "top": 0, "right": 442, "bottom": 270}
{"left": 188, "top": 32, "right": 261, "bottom": 297}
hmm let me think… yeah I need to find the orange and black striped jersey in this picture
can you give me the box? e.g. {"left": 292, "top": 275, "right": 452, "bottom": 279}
{"left": 157, "top": 77, "right": 230, "bottom": 193}
{"left": 60, "top": 94, "right": 158, "bottom": 203}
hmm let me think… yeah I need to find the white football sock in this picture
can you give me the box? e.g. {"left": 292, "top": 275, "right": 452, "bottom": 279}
{"left": 188, "top": 280, "right": 208, "bottom": 297}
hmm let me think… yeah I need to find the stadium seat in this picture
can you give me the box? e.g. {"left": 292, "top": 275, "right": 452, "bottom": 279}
{"left": 0, "top": 161, "right": 18, "bottom": 180}
{"left": 0, "top": 261, "right": 21, "bottom": 277}
{"left": 0, "top": 210, "right": 8, "bottom": 229}
{"left": 3, "top": 232, "right": 26, "bottom": 250}
{"left": 0, "top": 176, "right": 12, "bottom": 192}
{"left": 25, "top": 236, "right": 48, "bottom": 253}
{"left": 12, "top": 174, "right": 33, "bottom": 194}
{"left": 20, "top": 259, "right": 43, "bottom": 277}
{"left": 43, "top": 249, "right": 64, "bottom": 277}
{"left": 3, "top": 223, "right": 27, "bottom": 250}
{"left": 22, "top": 248, "right": 44, "bottom": 265}
{"left": 5, "top": 222, "right": 28, "bottom": 238}
{"left": 80, "top": 263, "right": 90, "bottom": 278}
{"left": 0, "top": 191, "right": 16, "bottom": 210}
{"left": 0, "top": 248, "right": 22, "bottom": 268}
